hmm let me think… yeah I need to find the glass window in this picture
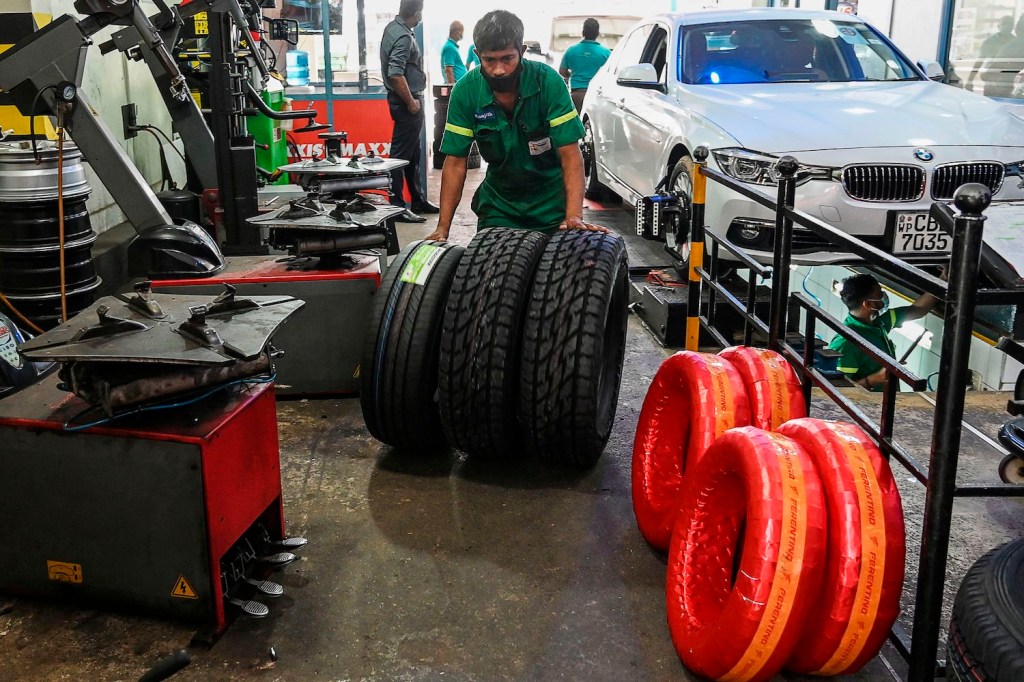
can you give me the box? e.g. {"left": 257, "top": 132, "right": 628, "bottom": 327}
{"left": 644, "top": 27, "right": 670, "bottom": 83}
{"left": 613, "top": 25, "right": 653, "bottom": 75}
{"left": 678, "top": 19, "right": 919, "bottom": 85}
{"left": 949, "top": 1, "right": 1024, "bottom": 99}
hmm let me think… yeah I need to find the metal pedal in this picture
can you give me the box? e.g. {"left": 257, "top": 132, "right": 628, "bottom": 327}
{"left": 257, "top": 552, "right": 298, "bottom": 569}
{"left": 245, "top": 577, "right": 284, "bottom": 597}
{"left": 228, "top": 597, "right": 269, "bottom": 618}
{"left": 267, "top": 537, "right": 308, "bottom": 551}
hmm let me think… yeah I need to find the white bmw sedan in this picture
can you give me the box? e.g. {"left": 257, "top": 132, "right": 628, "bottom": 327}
{"left": 582, "top": 8, "right": 1024, "bottom": 264}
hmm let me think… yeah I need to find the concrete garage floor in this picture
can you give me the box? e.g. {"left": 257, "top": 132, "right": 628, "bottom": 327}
{"left": 3, "top": 168, "right": 1024, "bottom": 681}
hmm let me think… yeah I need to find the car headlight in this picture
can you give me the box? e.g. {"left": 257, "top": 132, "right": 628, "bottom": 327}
{"left": 712, "top": 148, "right": 833, "bottom": 186}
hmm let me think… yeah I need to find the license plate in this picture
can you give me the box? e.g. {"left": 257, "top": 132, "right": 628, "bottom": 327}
{"left": 893, "top": 212, "right": 952, "bottom": 254}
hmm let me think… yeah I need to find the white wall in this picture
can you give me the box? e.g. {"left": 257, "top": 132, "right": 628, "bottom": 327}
{"left": 28, "top": 0, "right": 185, "bottom": 233}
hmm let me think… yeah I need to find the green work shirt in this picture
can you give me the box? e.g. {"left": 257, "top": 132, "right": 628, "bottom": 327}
{"left": 560, "top": 39, "right": 612, "bottom": 90}
{"left": 440, "top": 59, "right": 585, "bottom": 232}
{"left": 441, "top": 38, "right": 467, "bottom": 82}
{"left": 828, "top": 307, "right": 910, "bottom": 383}
{"left": 466, "top": 44, "right": 479, "bottom": 69}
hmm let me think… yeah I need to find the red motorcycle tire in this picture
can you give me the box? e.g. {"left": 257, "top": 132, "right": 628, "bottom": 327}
{"left": 631, "top": 351, "right": 751, "bottom": 551}
{"left": 666, "top": 427, "right": 827, "bottom": 682}
{"left": 719, "top": 346, "right": 806, "bottom": 430}
{"left": 778, "top": 418, "right": 906, "bottom": 676}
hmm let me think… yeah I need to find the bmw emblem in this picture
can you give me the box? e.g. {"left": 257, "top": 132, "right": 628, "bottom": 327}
{"left": 913, "top": 148, "right": 934, "bottom": 162}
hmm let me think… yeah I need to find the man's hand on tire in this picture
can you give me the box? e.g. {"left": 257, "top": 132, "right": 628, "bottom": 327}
{"left": 425, "top": 227, "right": 449, "bottom": 242}
{"left": 559, "top": 216, "right": 610, "bottom": 233}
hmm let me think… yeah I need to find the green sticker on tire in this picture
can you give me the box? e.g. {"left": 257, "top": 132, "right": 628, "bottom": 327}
{"left": 400, "top": 244, "right": 445, "bottom": 285}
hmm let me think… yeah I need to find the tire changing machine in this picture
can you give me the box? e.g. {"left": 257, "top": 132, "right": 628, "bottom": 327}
{"left": 0, "top": 288, "right": 307, "bottom": 640}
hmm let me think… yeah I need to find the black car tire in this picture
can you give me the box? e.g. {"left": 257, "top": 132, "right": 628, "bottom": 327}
{"left": 439, "top": 228, "right": 548, "bottom": 458}
{"left": 946, "top": 539, "right": 1024, "bottom": 682}
{"left": 360, "top": 240, "right": 464, "bottom": 451}
{"left": 519, "top": 231, "right": 630, "bottom": 467}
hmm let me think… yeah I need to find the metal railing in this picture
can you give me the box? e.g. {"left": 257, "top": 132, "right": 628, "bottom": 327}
{"left": 682, "top": 145, "right": 1024, "bottom": 680}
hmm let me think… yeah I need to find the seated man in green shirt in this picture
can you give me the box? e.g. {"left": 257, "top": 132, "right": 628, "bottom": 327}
{"left": 828, "top": 272, "right": 941, "bottom": 390}
{"left": 427, "top": 9, "right": 606, "bottom": 239}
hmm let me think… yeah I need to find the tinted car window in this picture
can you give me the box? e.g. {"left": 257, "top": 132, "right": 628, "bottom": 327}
{"left": 678, "top": 19, "right": 920, "bottom": 84}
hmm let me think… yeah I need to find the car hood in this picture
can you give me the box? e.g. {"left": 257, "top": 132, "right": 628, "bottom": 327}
{"left": 680, "top": 81, "right": 1024, "bottom": 153}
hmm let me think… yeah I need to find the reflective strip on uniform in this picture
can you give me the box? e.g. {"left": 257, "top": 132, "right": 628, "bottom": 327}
{"left": 549, "top": 110, "right": 578, "bottom": 128}
{"left": 445, "top": 122, "right": 474, "bottom": 138}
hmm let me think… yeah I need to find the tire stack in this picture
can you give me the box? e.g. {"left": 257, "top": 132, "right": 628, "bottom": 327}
{"left": 632, "top": 348, "right": 907, "bottom": 681}
{"left": 361, "top": 229, "right": 630, "bottom": 468}
{"left": 431, "top": 84, "right": 480, "bottom": 171}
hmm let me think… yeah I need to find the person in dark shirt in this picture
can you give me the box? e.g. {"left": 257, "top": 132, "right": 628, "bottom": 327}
{"left": 380, "top": 0, "right": 438, "bottom": 221}
{"left": 969, "top": 15, "right": 1015, "bottom": 95}
{"left": 828, "top": 272, "right": 942, "bottom": 390}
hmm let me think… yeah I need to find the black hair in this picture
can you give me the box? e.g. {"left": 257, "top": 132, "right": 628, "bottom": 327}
{"left": 473, "top": 10, "right": 524, "bottom": 54}
{"left": 840, "top": 273, "right": 880, "bottom": 310}
{"left": 583, "top": 18, "right": 600, "bottom": 40}
{"left": 399, "top": 0, "right": 422, "bottom": 19}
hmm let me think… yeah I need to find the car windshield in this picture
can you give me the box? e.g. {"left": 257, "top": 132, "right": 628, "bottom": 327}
{"left": 678, "top": 19, "right": 921, "bottom": 85}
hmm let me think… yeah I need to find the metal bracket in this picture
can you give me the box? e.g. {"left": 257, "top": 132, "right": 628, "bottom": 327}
{"left": 70, "top": 305, "right": 148, "bottom": 343}
{"left": 177, "top": 305, "right": 223, "bottom": 347}
{"left": 126, "top": 280, "right": 166, "bottom": 319}
{"left": 207, "top": 284, "right": 259, "bottom": 317}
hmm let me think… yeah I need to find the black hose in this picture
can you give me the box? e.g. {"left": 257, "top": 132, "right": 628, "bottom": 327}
{"left": 138, "top": 650, "right": 191, "bottom": 682}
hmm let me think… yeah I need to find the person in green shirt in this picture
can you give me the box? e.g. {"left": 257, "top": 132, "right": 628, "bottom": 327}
{"left": 465, "top": 43, "right": 479, "bottom": 70}
{"left": 428, "top": 10, "right": 606, "bottom": 239}
{"left": 828, "top": 272, "right": 942, "bottom": 391}
{"left": 441, "top": 21, "right": 467, "bottom": 84}
{"left": 559, "top": 18, "right": 612, "bottom": 114}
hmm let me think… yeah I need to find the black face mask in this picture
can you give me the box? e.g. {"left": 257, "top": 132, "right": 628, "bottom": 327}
{"left": 484, "top": 58, "right": 523, "bottom": 93}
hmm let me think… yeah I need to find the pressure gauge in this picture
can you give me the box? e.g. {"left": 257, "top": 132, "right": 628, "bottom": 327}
{"left": 56, "top": 81, "right": 77, "bottom": 104}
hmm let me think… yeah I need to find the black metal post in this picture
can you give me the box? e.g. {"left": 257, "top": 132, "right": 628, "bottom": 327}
{"left": 744, "top": 269, "right": 756, "bottom": 347}
{"left": 802, "top": 313, "right": 814, "bottom": 410}
{"left": 879, "top": 375, "right": 898, "bottom": 449}
{"left": 708, "top": 240, "right": 719, "bottom": 333}
{"left": 908, "top": 183, "right": 990, "bottom": 681}
{"left": 357, "top": 0, "right": 368, "bottom": 92}
{"left": 768, "top": 157, "right": 798, "bottom": 352}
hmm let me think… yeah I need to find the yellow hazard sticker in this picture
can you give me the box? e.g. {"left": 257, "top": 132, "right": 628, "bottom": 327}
{"left": 194, "top": 13, "right": 209, "bottom": 35}
{"left": 47, "top": 560, "right": 83, "bottom": 584}
{"left": 171, "top": 575, "right": 199, "bottom": 600}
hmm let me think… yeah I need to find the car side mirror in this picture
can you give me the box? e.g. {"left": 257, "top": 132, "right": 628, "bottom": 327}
{"left": 617, "top": 63, "right": 663, "bottom": 91}
{"left": 918, "top": 60, "right": 945, "bottom": 82}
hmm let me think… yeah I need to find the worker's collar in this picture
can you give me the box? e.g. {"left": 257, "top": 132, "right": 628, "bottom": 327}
{"left": 395, "top": 16, "right": 416, "bottom": 30}
{"left": 580, "top": 39, "right": 599, "bottom": 43}
{"left": 447, "top": 37, "right": 460, "bottom": 45}
{"left": 844, "top": 312, "right": 881, "bottom": 330}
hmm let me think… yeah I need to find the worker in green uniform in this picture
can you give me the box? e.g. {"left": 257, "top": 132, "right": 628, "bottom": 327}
{"left": 466, "top": 43, "right": 479, "bottom": 70}
{"left": 559, "top": 18, "right": 612, "bottom": 113}
{"left": 427, "top": 9, "right": 607, "bottom": 239}
{"left": 828, "top": 272, "right": 942, "bottom": 390}
{"left": 441, "top": 21, "right": 467, "bottom": 84}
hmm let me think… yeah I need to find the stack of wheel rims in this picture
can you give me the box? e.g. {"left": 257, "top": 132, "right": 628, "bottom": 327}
{"left": 632, "top": 347, "right": 906, "bottom": 680}
{"left": 361, "top": 229, "right": 630, "bottom": 468}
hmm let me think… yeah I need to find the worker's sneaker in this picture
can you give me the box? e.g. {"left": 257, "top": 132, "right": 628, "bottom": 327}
{"left": 395, "top": 209, "right": 427, "bottom": 223}
{"left": 411, "top": 201, "right": 440, "bottom": 214}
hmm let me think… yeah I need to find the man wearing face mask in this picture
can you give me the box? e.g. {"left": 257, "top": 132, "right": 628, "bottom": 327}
{"left": 427, "top": 9, "right": 605, "bottom": 239}
{"left": 380, "top": 0, "right": 438, "bottom": 221}
{"left": 829, "top": 272, "right": 942, "bottom": 390}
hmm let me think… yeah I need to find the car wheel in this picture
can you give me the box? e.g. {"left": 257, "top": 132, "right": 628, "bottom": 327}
{"left": 669, "top": 156, "right": 736, "bottom": 280}
{"left": 583, "top": 120, "right": 614, "bottom": 201}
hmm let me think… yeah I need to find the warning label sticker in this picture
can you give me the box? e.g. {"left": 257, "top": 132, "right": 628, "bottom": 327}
{"left": 171, "top": 575, "right": 199, "bottom": 600}
{"left": 399, "top": 244, "right": 445, "bottom": 286}
{"left": 46, "top": 560, "right": 83, "bottom": 584}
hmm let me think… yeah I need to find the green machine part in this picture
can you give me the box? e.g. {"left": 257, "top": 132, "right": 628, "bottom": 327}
{"left": 249, "top": 88, "right": 289, "bottom": 185}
